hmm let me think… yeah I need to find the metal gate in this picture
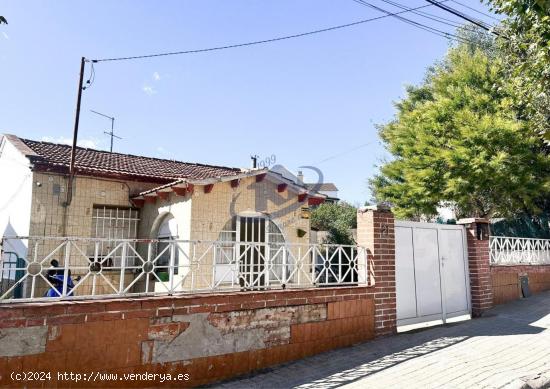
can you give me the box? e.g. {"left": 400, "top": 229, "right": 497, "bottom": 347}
{"left": 395, "top": 221, "right": 471, "bottom": 326}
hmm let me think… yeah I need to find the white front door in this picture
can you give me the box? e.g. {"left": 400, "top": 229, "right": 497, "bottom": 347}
{"left": 214, "top": 216, "right": 286, "bottom": 288}
{"left": 237, "top": 216, "right": 267, "bottom": 288}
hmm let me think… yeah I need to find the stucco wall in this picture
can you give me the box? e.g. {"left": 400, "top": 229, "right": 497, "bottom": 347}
{"left": 0, "top": 138, "right": 33, "bottom": 298}
{"left": 0, "top": 137, "right": 33, "bottom": 245}
{"left": 138, "top": 192, "right": 192, "bottom": 241}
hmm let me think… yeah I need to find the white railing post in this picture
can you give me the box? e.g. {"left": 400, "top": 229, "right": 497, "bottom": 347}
{"left": 92, "top": 241, "right": 99, "bottom": 296}
{"left": 169, "top": 242, "right": 176, "bottom": 293}
{"left": 282, "top": 245, "right": 288, "bottom": 285}
{"left": 62, "top": 241, "right": 71, "bottom": 297}
{"left": 119, "top": 242, "right": 127, "bottom": 294}
{"left": 338, "top": 247, "right": 342, "bottom": 283}
{"left": 265, "top": 243, "right": 270, "bottom": 288}
{"left": 212, "top": 242, "right": 217, "bottom": 290}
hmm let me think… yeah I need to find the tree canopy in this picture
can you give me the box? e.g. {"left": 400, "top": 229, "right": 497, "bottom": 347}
{"left": 310, "top": 202, "right": 357, "bottom": 245}
{"left": 371, "top": 29, "right": 550, "bottom": 219}
{"left": 484, "top": 0, "right": 550, "bottom": 141}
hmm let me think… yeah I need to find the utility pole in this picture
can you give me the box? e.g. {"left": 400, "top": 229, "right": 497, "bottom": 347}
{"left": 66, "top": 56, "right": 86, "bottom": 206}
{"left": 91, "top": 109, "right": 121, "bottom": 152}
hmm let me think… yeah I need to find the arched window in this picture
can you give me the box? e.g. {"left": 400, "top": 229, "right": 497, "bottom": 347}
{"left": 215, "top": 215, "right": 288, "bottom": 287}
{"left": 155, "top": 214, "right": 179, "bottom": 277}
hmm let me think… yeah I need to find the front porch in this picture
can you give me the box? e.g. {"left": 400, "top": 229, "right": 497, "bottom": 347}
{"left": 0, "top": 236, "right": 369, "bottom": 302}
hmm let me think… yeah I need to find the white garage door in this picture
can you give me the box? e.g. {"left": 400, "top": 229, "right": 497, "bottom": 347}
{"left": 395, "top": 221, "right": 471, "bottom": 326}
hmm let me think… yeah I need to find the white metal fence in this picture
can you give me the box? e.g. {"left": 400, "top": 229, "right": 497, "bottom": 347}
{"left": 490, "top": 236, "right": 550, "bottom": 265}
{"left": 0, "top": 236, "right": 371, "bottom": 303}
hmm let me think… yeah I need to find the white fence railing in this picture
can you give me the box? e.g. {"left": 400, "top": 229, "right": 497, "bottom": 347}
{"left": 0, "top": 236, "right": 371, "bottom": 303}
{"left": 490, "top": 236, "right": 550, "bottom": 265}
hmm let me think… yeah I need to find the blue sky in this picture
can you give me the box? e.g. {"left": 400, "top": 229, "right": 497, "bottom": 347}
{"left": 0, "top": 0, "right": 497, "bottom": 204}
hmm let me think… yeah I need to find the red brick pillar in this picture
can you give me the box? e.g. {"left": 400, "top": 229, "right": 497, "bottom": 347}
{"left": 357, "top": 205, "right": 396, "bottom": 336}
{"left": 457, "top": 218, "right": 493, "bottom": 317}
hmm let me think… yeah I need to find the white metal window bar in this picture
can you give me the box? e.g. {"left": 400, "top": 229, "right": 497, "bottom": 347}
{"left": 91, "top": 206, "right": 139, "bottom": 267}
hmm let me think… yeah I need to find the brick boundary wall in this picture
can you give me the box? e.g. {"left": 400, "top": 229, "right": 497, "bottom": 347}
{"left": 491, "top": 265, "right": 550, "bottom": 305}
{"left": 356, "top": 205, "right": 397, "bottom": 336}
{"left": 0, "top": 287, "right": 375, "bottom": 388}
{"left": 457, "top": 218, "right": 493, "bottom": 317}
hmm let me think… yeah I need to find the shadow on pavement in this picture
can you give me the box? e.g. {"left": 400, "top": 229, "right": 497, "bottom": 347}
{"left": 208, "top": 291, "right": 550, "bottom": 389}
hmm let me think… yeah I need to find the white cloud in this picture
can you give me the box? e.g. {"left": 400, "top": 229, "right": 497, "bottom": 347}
{"left": 78, "top": 139, "right": 100, "bottom": 148}
{"left": 156, "top": 146, "right": 177, "bottom": 160}
{"left": 1, "top": 32, "right": 8, "bottom": 40}
{"left": 41, "top": 136, "right": 100, "bottom": 149}
{"left": 153, "top": 72, "right": 161, "bottom": 81}
{"left": 142, "top": 85, "right": 157, "bottom": 95}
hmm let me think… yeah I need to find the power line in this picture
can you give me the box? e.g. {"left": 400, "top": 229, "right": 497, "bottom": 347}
{"left": 315, "top": 142, "right": 374, "bottom": 165}
{"left": 351, "top": 0, "right": 476, "bottom": 45}
{"left": 450, "top": 0, "right": 500, "bottom": 21}
{"left": 352, "top": 0, "right": 464, "bottom": 43}
{"left": 92, "top": 1, "right": 449, "bottom": 63}
{"left": 83, "top": 60, "right": 95, "bottom": 90}
{"left": 425, "top": 0, "right": 502, "bottom": 37}
{"left": 380, "top": 0, "right": 489, "bottom": 30}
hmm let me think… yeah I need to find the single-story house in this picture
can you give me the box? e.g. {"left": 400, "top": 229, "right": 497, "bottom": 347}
{"left": 0, "top": 134, "right": 328, "bottom": 298}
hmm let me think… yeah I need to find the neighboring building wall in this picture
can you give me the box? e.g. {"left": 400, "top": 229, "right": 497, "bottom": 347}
{"left": 491, "top": 265, "right": 550, "bottom": 305}
{"left": 319, "top": 190, "right": 338, "bottom": 199}
{"left": 0, "top": 138, "right": 33, "bottom": 244}
{"left": 0, "top": 138, "right": 33, "bottom": 297}
{"left": 0, "top": 286, "right": 375, "bottom": 387}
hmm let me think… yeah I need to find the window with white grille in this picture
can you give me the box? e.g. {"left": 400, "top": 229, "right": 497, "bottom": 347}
{"left": 90, "top": 206, "right": 140, "bottom": 267}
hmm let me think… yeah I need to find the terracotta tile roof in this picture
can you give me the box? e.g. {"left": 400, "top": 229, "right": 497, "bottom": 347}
{"left": 17, "top": 137, "right": 242, "bottom": 182}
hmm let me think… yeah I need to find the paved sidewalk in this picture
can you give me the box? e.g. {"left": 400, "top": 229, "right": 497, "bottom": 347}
{"left": 211, "top": 291, "right": 550, "bottom": 389}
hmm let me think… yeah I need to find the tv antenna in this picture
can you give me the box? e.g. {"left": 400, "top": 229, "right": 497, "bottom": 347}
{"left": 90, "top": 109, "right": 121, "bottom": 152}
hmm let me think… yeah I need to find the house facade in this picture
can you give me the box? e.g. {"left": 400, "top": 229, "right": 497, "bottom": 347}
{"left": 0, "top": 134, "right": 326, "bottom": 298}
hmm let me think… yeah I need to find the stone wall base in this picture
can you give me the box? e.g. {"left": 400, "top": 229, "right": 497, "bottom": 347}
{"left": 0, "top": 287, "right": 375, "bottom": 387}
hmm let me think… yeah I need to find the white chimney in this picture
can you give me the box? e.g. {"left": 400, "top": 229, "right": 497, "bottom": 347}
{"left": 297, "top": 170, "right": 304, "bottom": 184}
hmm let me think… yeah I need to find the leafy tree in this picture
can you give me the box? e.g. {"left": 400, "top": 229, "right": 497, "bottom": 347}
{"left": 371, "top": 28, "right": 550, "bottom": 219}
{"left": 310, "top": 202, "right": 357, "bottom": 245}
{"left": 0, "top": 16, "right": 7, "bottom": 24}
{"left": 484, "top": 0, "right": 550, "bottom": 141}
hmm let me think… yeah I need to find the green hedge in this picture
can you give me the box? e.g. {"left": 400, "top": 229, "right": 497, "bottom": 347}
{"left": 491, "top": 214, "right": 550, "bottom": 239}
